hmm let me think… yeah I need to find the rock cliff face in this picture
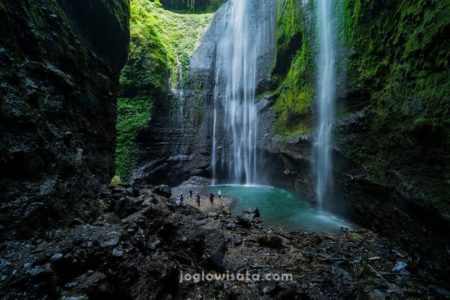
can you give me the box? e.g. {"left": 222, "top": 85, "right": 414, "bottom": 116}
{"left": 133, "top": 0, "right": 281, "bottom": 186}
{"left": 126, "top": 0, "right": 450, "bottom": 266}
{"left": 124, "top": 1, "right": 217, "bottom": 186}
{"left": 257, "top": 0, "right": 450, "bottom": 265}
{"left": 0, "top": 0, "right": 130, "bottom": 236}
{"left": 133, "top": 65, "right": 215, "bottom": 185}
{"left": 115, "top": 0, "right": 219, "bottom": 184}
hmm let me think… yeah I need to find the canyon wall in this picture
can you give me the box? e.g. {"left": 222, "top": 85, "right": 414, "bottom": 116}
{"left": 262, "top": 0, "right": 450, "bottom": 265}
{"left": 0, "top": 0, "right": 130, "bottom": 236}
{"left": 116, "top": 0, "right": 449, "bottom": 265}
{"left": 116, "top": 0, "right": 216, "bottom": 185}
{"left": 128, "top": 0, "right": 279, "bottom": 186}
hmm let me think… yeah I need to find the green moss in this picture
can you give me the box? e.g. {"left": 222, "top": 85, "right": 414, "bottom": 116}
{"left": 115, "top": 0, "right": 214, "bottom": 181}
{"left": 276, "top": 0, "right": 301, "bottom": 51}
{"left": 143, "top": 1, "right": 214, "bottom": 82}
{"left": 116, "top": 97, "right": 153, "bottom": 180}
{"left": 343, "top": 0, "right": 450, "bottom": 212}
{"left": 269, "top": 0, "right": 449, "bottom": 211}
{"left": 271, "top": 0, "right": 314, "bottom": 137}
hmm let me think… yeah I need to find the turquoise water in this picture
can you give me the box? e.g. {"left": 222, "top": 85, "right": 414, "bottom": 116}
{"left": 209, "top": 185, "right": 352, "bottom": 232}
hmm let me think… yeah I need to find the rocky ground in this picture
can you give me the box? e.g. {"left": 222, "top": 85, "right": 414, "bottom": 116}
{"left": 0, "top": 183, "right": 449, "bottom": 299}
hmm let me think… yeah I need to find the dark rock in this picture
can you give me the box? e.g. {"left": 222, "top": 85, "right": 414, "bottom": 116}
{"left": 150, "top": 239, "right": 162, "bottom": 250}
{"left": 0, "top": 184, "right": 443, "bottom": 299}
{"left": 332, "top": 266, "right": 353, "bottom": 281}
{"left": 257, "top": 235, "right": 284, "bottom": 249}
{"left": 104, "top": 213, "right": 121, "bottom": 225}
{"left": 50, "top": 253, "right": 64, "bottom": 262}
{"left": 100, "top": 231, "right": 121, "bottom": 248}
{"left": 26, "top": 265, "right": 52, "bottom": 279}
{"left": 71, "top": 218, "right": 85, "bottom": 226}
{"left": 226, "top": 221, "right": 237, "bottom": 230}
{"left": 340, "top": 226, "right": 350, "bottom": 232}
{"left": 112, "top": 247, "right": 124, "bottom": 257}
{"left": 236, "top": 215, "right": 252, "bottom": 228}
{"left": 222, "top": 205, "right": 232, "bottom": 216}
{"left": 107, "top": 189, "right": 151, "bottom": 218}
{"left": 206, "top": 251, "right": 225, "bottom": 273}
{"left": 233, "top": 235, "right": 243, "bottom": 246}
{"left": 392, "top": 260, "right": 408, "bottom": 273}
{"left": 149, "top": 195, "right": 159, "bottom": 204}
{"left": 61, "top": 296, "right": 88, "bottom": 300}
{"left": 0, "top": 259, "right": 10, "bottom": 269}
{"left": 261, "top": 282, "right": 277, "bottom": 295}
{"left": 246, "top": 208, "right": 260, "bottom": 218}
{"left": 370, "top": 289, "right": 387, "bottom": 300}
{"left": 208, "top": 212, "right": 219, "bottom": 219}
{"left": 126, "top": 186, "right": 140, "bottom": 197}
{"left": 152, "top": 185, "right": 172, "bottom": 198}
{"left": 0, "top": 0, "right": 130, "bottom": 237}
{"left": 236, "top": 208, "right": 261, "bottom": 228}
{"left": 429, "top": 285, "right": 450, "bottom": 298}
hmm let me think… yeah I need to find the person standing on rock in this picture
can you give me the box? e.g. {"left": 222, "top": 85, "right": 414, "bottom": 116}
{"left": 196, "top": 192, "right": 201, "bottom": 207}
{"left": 218, "top": 190, "right": 222, "bottom": 200}
{"left": 189, "top": 190, "right": 193, "bottom": 199}
{"left": 179, "top": 193, "right": 184, "bottom": 206}
{"left": 209, "top": 193, "right": 214, "bottom": 206}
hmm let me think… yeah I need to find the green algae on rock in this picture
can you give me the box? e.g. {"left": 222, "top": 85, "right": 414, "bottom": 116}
{"left": 115, "top": 0, "right": 215, "bottom": 181}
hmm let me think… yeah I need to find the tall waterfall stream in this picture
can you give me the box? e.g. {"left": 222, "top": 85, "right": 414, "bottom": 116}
{"left": 314, "top": 0, "right": 337, "bottom": 207}
{"left": 211, "top": 0, "right": 275, "bottom": 185}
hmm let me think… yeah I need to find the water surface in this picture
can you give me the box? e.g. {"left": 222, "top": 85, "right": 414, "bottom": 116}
{"left": 209, "top": 185, "right": 351, "bottom": 232}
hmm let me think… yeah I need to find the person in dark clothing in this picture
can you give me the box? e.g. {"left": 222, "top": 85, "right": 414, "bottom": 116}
{"left": 196, "top": 192, "right": 201, "bottom": 207}
{"left": 179, "top": 193, "right": 184, "bottom": 206}
{"left": 209, "top": 193, "right": 214, "bottom": 205}
{"left": 189, "top": 190, "right": 193, "bottom": 199}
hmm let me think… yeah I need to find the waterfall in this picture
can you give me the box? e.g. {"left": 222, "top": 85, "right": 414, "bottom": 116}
{"left": 211, "top": 0, "right": 276, "bottom": 185}
{"left": 176, "top": 59, "right": 185, "bottom": 133}
{"left": 314, "top": 0, "right": 337, "bottom": 207}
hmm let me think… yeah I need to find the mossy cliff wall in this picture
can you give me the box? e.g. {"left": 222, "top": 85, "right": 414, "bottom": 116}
{"left": 337, "top": 0, "right": 450, "bottom": 268}
{"left": 115, "top": 0, "right": 214, "bottom": 182}
{"left": 0, "top": 0, "right": 130, "bottom": 236}
{"left": 341, "top": 0, "right": 450, "bottom": 213}
{"left": 270, "top": 0, "right": 315, "bottom": 137}
{"left": 267, "top": 0, "right": 450, "bottom": 262}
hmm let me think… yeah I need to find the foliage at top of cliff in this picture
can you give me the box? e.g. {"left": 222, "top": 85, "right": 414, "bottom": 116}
{"left": 158, "top": 0, "right": 225, "bottom": 12}
{"left": 116, "top": 0, "right": 214, "bottom": 180}
{"left": 120, "top": 0, "right": 213, "bottom": 97}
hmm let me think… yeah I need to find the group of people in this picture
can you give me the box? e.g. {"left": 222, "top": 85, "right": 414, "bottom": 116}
{"left": 177, "top": 190, "right": 222, "bottom": 208}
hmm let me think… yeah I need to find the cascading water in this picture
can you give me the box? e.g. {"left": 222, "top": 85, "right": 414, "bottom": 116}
{"left": 176, "top": 59, "right": 185, "bottom": 133}
{"left": 211, "top": 0, "right": 275, "bottom": 185}
{"left": 314, "top": 0, "right": 337, "bottom": 207}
